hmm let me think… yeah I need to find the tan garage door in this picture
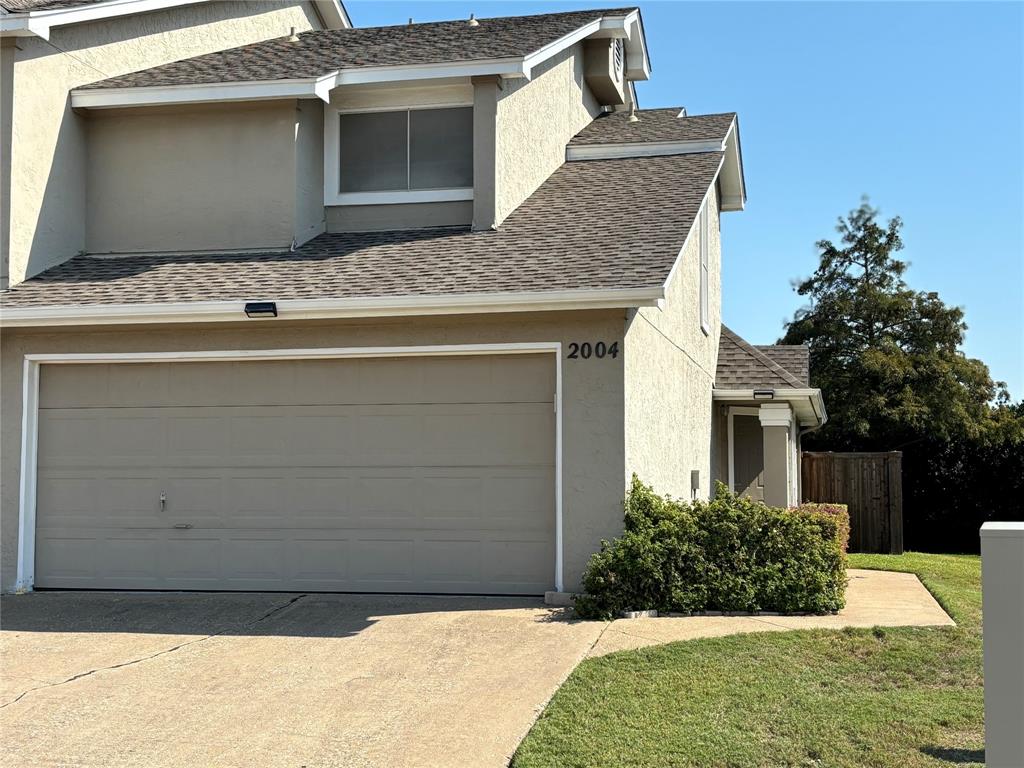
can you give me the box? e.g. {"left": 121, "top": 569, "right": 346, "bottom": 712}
{"left": 34, "top": 354, "right": 556, "bottom": 594}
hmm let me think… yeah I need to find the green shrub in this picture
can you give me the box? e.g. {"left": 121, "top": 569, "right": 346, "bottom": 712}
{"left": 795, "top": 502, "right": 850, "bottom": 552}
{"left": 573, "top": 478, "right": 848, "bottom": 620}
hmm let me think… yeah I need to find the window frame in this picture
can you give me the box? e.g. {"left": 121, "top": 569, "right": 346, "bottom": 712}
{"left": 324, "top": 103, "right": 474, "bottom": 207}
{"left": 698, "top": 202, "right": 710, "bottom": 335}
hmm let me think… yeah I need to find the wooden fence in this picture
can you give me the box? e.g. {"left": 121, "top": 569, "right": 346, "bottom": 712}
{"left": 801, "top": 451, "right": 904, "bottom": 554}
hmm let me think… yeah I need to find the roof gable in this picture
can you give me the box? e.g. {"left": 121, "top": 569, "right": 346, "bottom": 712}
{"left": 716, "top": 326, "right": 807, "bottom": 389}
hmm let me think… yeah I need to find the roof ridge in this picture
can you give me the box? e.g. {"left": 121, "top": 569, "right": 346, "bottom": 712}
{"left": 720, "top": 325, "right": 804, "bottom": 388}
{"left": 298, "top": 7, "right": 638, "bottom": 34}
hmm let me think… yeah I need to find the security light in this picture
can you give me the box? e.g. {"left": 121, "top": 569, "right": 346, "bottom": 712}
{"left": 244, "top": 301, "right": 277, "bottom": 318}
{"left": 753, "top": 389, "right": 775, "bottom": 400}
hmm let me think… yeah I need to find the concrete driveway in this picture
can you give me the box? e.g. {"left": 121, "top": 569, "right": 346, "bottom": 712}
{"left": 0, "top": 592, "right": 604, "bottom": 768}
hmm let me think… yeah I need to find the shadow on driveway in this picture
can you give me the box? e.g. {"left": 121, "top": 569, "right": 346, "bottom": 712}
{"left": 1, "top": 590, "right": 575, "bottom": 638}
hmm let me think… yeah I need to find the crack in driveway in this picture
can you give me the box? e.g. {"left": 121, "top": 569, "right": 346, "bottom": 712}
{"left": 0, "top": 593, "right": 308, "bottom": 710}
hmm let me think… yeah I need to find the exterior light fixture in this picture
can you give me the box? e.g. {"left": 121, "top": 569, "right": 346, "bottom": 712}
{"left": 244, "top": 301, "right": 277, "bottom": 318}
{"left": 753, "top": 389, "right": 775, "bottom": 400}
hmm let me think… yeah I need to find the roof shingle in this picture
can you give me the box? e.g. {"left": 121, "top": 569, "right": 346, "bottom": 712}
{"left": 570, "top": 108, "right": 736, "bottom": 145}
{"left": 78, "top": 8, "right": 636, "bottom": 90}
{"left": 716, "top": 326, "right": 808, "bottom": 389}
{"left": 756, "top": 344, "right": 809, "bottom": 385}
{"left": 1, "top": 151, "right": 722, "bottom": 308}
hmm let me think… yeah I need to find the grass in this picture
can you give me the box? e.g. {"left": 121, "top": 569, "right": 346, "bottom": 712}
{"left": 512, "top": 553, "right": 983, "bottom": 768}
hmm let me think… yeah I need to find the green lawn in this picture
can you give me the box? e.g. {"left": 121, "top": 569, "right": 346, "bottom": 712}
{"left": 512, "top": 553, "right": 983, "bottom": 768}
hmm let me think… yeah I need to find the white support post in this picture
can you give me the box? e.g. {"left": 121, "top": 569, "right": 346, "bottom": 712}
{"left": 981, "top": 521, "right": 1024, "bottom": 768}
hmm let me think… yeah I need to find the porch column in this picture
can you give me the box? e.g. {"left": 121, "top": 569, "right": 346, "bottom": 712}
{"left": 759, "top": 403, "right": 793, "bottom": 507}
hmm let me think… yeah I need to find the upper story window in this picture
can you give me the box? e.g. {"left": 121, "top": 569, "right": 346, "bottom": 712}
{"left": 330, "top": 106, "right": 473, "bottom": 205}
{"left": 699, "top": 203, "right": 710, "bottom": 334}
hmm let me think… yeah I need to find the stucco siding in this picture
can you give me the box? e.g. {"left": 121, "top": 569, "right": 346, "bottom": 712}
{"left": 294, "top": 100, "right": 326, "bottom": 246}
{"left": 3, "top": 1, "right": 322, "bottom": 283}
{"left": 86, "top": 102, "right": 298, "bottom": 253}
{"left": 494, "top": 44, "right": 600, "bottom": 224}
{"left": 1, "top": 310, "right": 628, "bottom": 593}
{"left": 623, "top": 184, "right": 723, "bottom": 500}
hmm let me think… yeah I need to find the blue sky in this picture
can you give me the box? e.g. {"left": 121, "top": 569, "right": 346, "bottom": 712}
{"left": 348, "top": 1, "right": 1024, "bottom": 398}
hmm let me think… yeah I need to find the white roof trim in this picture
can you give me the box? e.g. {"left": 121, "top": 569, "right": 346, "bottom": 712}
{"left": 713, "top": 388, "right": 827, "bottom": 427}
{"left": 720, "top": 118, "right": 747, "bottom": 211}
{"left": 0, "top": 286, "right": 665, "bottom": 328}
{"left": 1, "top": 0, "right": 350, "bottom": 40}
{"left": 67, "top": 9, "right": 649, "bottom": 109}
{"left": 659, "top": 154, "right": 725, "bottom": 297}
{"left": 71, "top": 58, "right": 531, "bottom": 109}
{"left": 566, "top": 138, "right": 726, "bottom": 162}
{"left": 71, "top": 77, "right": 337, "bottom": 109}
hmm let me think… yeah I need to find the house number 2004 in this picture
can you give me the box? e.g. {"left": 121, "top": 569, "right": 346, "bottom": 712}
{"left": 567, "top": 342, "right": 619, "bottom": 360}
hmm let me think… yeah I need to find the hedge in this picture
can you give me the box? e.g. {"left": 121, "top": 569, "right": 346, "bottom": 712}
{"left": 573, "top": 478, "right": 849, "bottom": 620}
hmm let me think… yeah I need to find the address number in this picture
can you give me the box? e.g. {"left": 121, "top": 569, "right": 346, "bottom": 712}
{"left": 567, "top": 341, "right": 619, "bottom": 360}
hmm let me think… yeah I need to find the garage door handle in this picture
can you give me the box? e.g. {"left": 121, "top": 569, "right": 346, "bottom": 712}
{"left": 172, "top": 523, "right": 193, "bottom": 530}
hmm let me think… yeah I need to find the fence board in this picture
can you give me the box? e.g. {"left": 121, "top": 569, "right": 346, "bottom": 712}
{"left": 801, "top": 451, "right": 904, "bottom": 554}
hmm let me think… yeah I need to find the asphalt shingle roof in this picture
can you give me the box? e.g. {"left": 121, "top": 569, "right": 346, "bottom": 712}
{"left": 0, "top": 151, "right": 722, "bottom": 308}
{"left": 570, "top": 108, "right": 736, "bottom": 145}
{"left": 716, "top": 326, "right": 808, "bottom": 389}
{"left": 77, "top": 8, "right": 637, "bottom": 90}
{"left": 756, "top": 344, "right": 809, "bottom": 385}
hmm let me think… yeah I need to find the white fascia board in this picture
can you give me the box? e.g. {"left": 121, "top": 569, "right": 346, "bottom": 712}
{"left": 712, "top": 388, "right": 827, "bottom": 427}
{"left": 657, "top": 154, "right": 725, "bottom": 300}
{"left": 521, "top": 18, "right": 602, "bottom": 75}
{"left": 71, "top": 57, "right": 529, "bottom": 109}
{"left": 719, "top": 118, "right": 747, "bottom": 211}
{"left": 0, "top": 16, "right": 50, "bottom": 38}
{"left": 71, "top": 77, "right": 334, "bottom": 109}
{"left": 0, "top": 287, "right": 665, "bottom": 328}
{"left": 623, "top": 11, "right": 651, "bottom": 81}
{"left": 566, "top": 138, "right": 725, "bottom": 162}
{"left": 311, "top": 0, "right": 351, "bottom": 30}
{"left": 1, "top": 0, "right": 213, "bottom": 39}
{"left": 331, "top": 57, "right": 528, "bottom": 86}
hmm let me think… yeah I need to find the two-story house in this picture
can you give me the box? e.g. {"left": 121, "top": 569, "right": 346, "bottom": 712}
{"left": 0, "top": 3, "right": 825, "bottom": 598}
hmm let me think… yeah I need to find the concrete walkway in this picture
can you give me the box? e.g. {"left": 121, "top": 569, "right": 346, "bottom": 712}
{"left": 0, "top": 569, "right": 953, "bottom": 768}
{"left": 588, "top": 568, "right": 955, "bottom": 656}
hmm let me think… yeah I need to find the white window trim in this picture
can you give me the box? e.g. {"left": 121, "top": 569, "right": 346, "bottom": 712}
{"left": 726, "top": 406, "right": 760, "bottom": 493}
{"left": 699, "top": 202, "right": 710, "bottom": 335}
{"left": 14, "top": 342, "right": 564, "bottom": 595}
{"left": 324, "top": 103, "right": 474, "bottom": 207}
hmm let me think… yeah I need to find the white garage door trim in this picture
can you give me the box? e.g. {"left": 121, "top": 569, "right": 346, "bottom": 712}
{"left": 15, "top": 342, "right": 563, "bottom": 593}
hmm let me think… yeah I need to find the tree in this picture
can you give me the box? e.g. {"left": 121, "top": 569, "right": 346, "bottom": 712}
{"left": 780, "top": 198, "right": 1013, "bottom": 451}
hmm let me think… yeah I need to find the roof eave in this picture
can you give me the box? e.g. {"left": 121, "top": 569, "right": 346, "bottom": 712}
{"left": 719, "top": 117, "right": 746, "bottom": 212}
{"left": 712, "top": 387, "right": 828, "bottom": 427}
{"left": 0, "top": 286, "right": 666, "bottom": 328}
{"left": 68, "top": 8, "right": 648, "bottom": 109}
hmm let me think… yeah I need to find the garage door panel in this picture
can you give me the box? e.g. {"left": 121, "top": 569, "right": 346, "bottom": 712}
{"left": 416, "top": 539, "right": 483, "bottom": 584}
{"left": 35, "top": 354, "right": 556, "bottom": 594}
{"left": 289, "top": 538, "right": 352, "bottom": 583}
{"left": 222, "top": 537, "right": 288, "bottom": 582}
{"left": 351, "top": 539, "right": 416, "bottom": 584}
{"left": 163, "top": 537, "right": 222, "bottom": 582}
{"left": 168, "top": 415, "right": 229, "bottom": 455}
{"left": 35, "top": 536, "right": 100, "bottom": 584}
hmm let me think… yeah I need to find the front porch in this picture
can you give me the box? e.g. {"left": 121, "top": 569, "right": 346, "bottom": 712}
{"left": 712, "top": 326, "right": 826, "bottom": 507}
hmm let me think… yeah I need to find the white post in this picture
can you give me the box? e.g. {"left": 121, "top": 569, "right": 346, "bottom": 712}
{"left": 981, "top": 522, "right": 1024, "bottom": 768}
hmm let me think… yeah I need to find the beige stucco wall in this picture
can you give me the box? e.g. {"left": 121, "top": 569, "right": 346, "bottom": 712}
{"left": 86, "top": 101, "right": 300, "bottom": 253}
{"left": 326, "top": 201, "right": 472, "bottom": 232}
{"left": 494, "top": 44, "right": 600, "bottom": 224}
{"left": 0, "top": 310, "right": 628, "bottom": 593}
{"left": 623, "top": 185, "right": 723, "bottom": 500}
{"left": 294, "top": 99, "right": 326, "bottom": 246}
{"left": 2, "top": 1, "right": 323, "bottom": 283}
